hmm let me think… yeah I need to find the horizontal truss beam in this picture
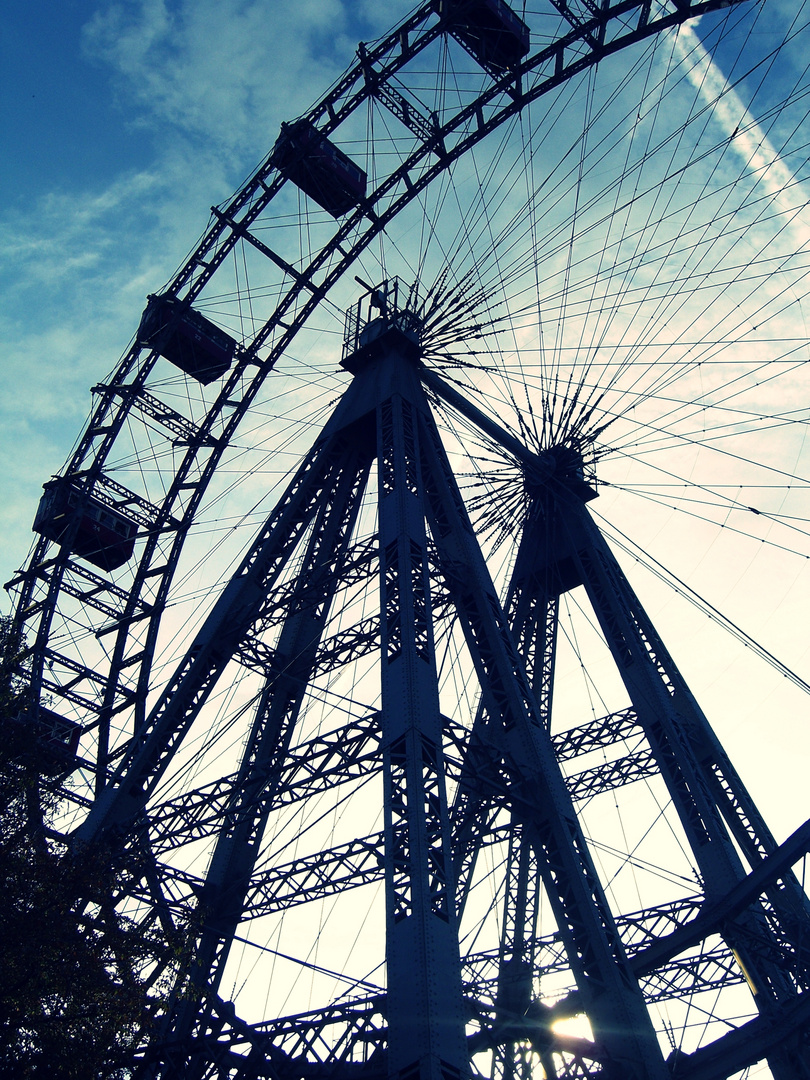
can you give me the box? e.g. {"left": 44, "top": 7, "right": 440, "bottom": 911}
{"left": 147, "top": 708, "right": 648, "bottom": 851}
{"left": 93, "top": 382, "right": 217, "bottom": 448}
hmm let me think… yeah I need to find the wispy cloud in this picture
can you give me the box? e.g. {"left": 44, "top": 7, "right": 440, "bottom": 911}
{"left": 81, "top": 0, "right": 412, "bottom": 157}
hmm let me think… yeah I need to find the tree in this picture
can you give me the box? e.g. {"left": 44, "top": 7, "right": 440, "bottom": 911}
{"left": 0, "top": 616, "right": 172, "bottom": 1079}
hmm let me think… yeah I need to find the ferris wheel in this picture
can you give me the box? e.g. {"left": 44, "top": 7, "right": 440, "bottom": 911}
{"left": 7, "top": 0, "right": 810, "bottom": 1077}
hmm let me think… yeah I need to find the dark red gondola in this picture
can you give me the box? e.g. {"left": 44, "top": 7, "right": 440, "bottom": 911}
{"left": 33, "top": 478, "right": 136, "bottom": 572}
{"left": 137, "top": 294, "right": 237, "bottom": 384}
{"left": 271, "top": 118, "right": 367, "bottom": 217}
{"left": 443, "top": 0, "right": 530, "bottom": 70}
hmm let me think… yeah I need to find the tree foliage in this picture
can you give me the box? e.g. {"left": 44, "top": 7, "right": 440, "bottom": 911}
{"left": 0, "top": 617, "right": 167, "bottom": 1079}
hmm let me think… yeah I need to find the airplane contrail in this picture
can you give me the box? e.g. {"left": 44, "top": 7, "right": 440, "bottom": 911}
{"left": 672, "top": 19, "right": 810, "bottom": 249}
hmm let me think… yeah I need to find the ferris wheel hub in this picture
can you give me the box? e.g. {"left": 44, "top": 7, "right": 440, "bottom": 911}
{"left": 342, "top": 278, "right": 423, "bottom": 373}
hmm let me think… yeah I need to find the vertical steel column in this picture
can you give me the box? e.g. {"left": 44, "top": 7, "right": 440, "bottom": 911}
{"left": 376, "top": 362, "right": 467, "bottom": 1080}
{"left": 493, "top": 827, "right": 545, "bottom": 1080}
{"left": 492, "top": 508, "right": 560, "bottom": 1079}
{"left": 450, "top": 504, "right": 559, "bottom": 1077}
{"left": 502, "top": 496, "right": 561, "bottom": 728}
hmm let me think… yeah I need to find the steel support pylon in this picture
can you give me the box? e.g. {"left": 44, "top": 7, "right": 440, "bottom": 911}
{"left": 74, "top": 286, "right": 810, "bottom": 1080}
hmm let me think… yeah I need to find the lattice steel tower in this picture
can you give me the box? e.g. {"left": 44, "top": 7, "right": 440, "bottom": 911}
{"left": 7, "top": 1, "right": 810, "bottom": 1078}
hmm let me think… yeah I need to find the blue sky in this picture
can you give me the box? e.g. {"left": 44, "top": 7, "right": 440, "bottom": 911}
{"left": 3, "top": 4, "right": 150, "bottom": 196}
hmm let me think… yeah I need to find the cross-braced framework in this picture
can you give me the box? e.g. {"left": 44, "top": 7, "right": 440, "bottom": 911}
{"left": 6, "top": 1, "right": 810, "bottom": 1077}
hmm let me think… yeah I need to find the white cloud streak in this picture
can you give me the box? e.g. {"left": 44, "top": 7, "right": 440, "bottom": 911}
{"left": 673, "top": 19, "right": 810, "bottom": 250}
